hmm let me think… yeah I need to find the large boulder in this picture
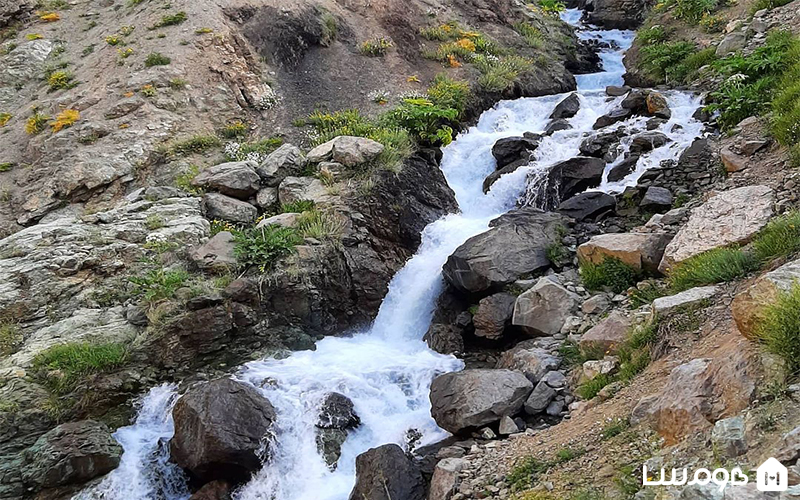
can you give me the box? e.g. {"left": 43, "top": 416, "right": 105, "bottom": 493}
{"left": 442, "top": 209, "right": 568, "bottom": 293}
{"left": 550, "top": 93, "right": 580, "bottom": 120}
{"left": 577, "top": 232, "right": 672, "bottom": 274}
{"left": 278, "top": 176, "right": 334, "bottom": 205}
{"left": 191, "top": 231, "right": 237, "bottom": 272}
{"left": 491, "top": 136, "right": 541, "bottom": 169}
{"left": 629, "top": 132, "right": 670, "bottom": 155}
{"left": 584, "top": 0, "right": 652, "bottom": 29}
{"left": 170, "top": 379, "right": 276, "bottom": 484}
{"left": 539, "top": 157, "right": 606, "bottom": 208}
{"left": 472, "top": 293, "right": 516, "bottom": 339}
{"left": 630, "top": 346, "right": 756, "bottom": 444}
{"left": 558, "top": 192, "right": 616, "bottom": 221}
{"left": 732, "top": 258, "right": 800, "bottom": 338}
{"left": 316, "top": 393, "right": 360, "bottom": 469}
{"left": 512, "top": 277, "right": 581, "bottom": 336}
{"left": 496, "top": 341, "right": 560, "bottom": 384}
{"left": 579, "top": 130, "right": 623, "bottom": 159}
{"left": 640, "top": 186, "right": 673, "bottom": 211}
{"left": 20, "top": 420, "right": 122, "bottom": 491}
{"left": 191, "top": 161, "right": 261, "bottom": 199}
{"left": 658, "top": 186, "right": 774, "bottom": 273}
{"left": 307, "top": 136, "right": 384, "bottom": 167}
{"left": 203, "top": 193, "right": 257, "bottom": 224}
{"left": 593, "top": 108, "right": 633, "bottom": 129}
{"left": 348, "top": 444, "right": 425, "bottom": 500}
{"left": 579, "top": 311, "right": 631, "bottom": 355}
{"left": 646, "top": 92, "right": 671, "bottom": 119}
{"left": 256, "top": 144, "right": 306, "bottom": 186}
{"left": 430, "top": 369, "right": 533, "bottom": 433}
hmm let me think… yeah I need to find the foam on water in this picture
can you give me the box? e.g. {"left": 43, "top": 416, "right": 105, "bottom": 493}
{"left": 76, "top": 10, "right": 704, "bottom": 500}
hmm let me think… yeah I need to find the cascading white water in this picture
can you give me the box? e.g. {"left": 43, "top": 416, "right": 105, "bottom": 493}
{"left": 76, "top": 11, "right": 705, "bottom": 500}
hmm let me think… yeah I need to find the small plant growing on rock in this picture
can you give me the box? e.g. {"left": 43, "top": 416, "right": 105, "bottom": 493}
{"left": 382, "top": 97, "right": 458, "bottom": 146}
{"left": 37, "top": 11, "right": 61, "bottom": 22}
{"left": 426, "top": 74, "right": 470, "bottom": 116}
{"left": 195, "top": 27, "right": 213, "bottom": 35}
{"left": 538, "top": 0, "right": 567, "bottom": 15}
{"left": 33, "top": 342, "right": 128, "bottom": 394}
{"left": 296, "top": 209, "right": 345, "bottom": 240}
{"left": 233, "top": 225, "right": 303, "bottom": 271}
{"left": 47, "top": 70, "right": 76, "bottom": 91}
{"left": 169, "top": 78, "right": 187, "bottom": 90}
{"left": 130, "top": 268, "right": 190, "bottom": 303}
{"left": 152, "top": 11, "right": 187, "bottom": 29}
{"left": 513, "top": 21, "right": 544, "bottom": 48}
{"left": 140, "top": 84, "right": 156, "bottom": 97}
{"left": 26, "top": 33, "right": 44, "bottom": 41}
{"left": 319, "top": 12, "right": 337, "bottom": 46}
{"left": 118, "top": 47, "right": 134, "bottom": 59}
{"left": 174, "top": 164, "right": 201, "bottom": 194}
{"left": 280, "top": 199, "right": 316, "bottom": 214}
{"left": 25, "top": 112, "right": 50, "bottom": 135}
{"left": 145, "top": 213, "right": 165, "bottom": 230}
{"left": 359, "top": 37, "right": 393, "bottom": 57}
{"left": 474, "top": 54, "right": 533, "bottom": 93}
{"left": 105, "top": 35, "right": 122, "bottom": 46}
{"left": 579, "top": 256, "right": 640, "bottom": 294}
{"left": 0, "top": 112, "right": 11, "bottom": 127}
{"left": 169, "top": 134, "right": 221, "bottom": 156}
{"left": 0, "top": 322, "right": 22, "bottom": 356}
{"left": 220, "top": 120, "right": 248, "bottom": 139}
{"left": 0, "top": 163, "right": 14, "bottom": 172}
{"left": 144, "top": 52, "right": 171, "bottom": 67}
{"left": 50, "top": 108, "right": 79, "bottom": 132}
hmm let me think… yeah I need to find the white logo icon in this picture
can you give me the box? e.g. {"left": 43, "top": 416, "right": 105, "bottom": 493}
{"left": 757, "top": 457, "right": 788, "bottom": 492}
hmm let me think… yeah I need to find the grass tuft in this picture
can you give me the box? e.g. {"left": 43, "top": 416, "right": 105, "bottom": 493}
{"left": 580, "top": 257, "right": 640, "bottom": 294}
{"left": 33, "top": 342, "right": 128, "bottom": 394}
{"left": 667, "top": 247, "right": 758, "bottom": 292}
{"left": 144, "top": 52, "right": 171, "bottom": 67}
{"left": 755, "top": 283, "right": 800, "bottom": 375}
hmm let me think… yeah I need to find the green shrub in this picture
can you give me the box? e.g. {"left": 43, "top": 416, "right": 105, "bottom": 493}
{"left": 220, "top": 120, "right": 248, "bottom": 139}
{"left": 474, "top": 54, "right": 533, "bottom": 92}
{"left": 752, "top": 211, "right": 800, "bottom": 262}
{"left": 539, "top": 0, "right": 567, "bottom": 15}
{"left": 33, "top": 342, "right": 127, "bottom": 393}
{"left": 144, "top": 52, "right": 171, "bottom": 67}
{"left": 233, "top": 225, "right": 303, "bottom": 270}
{"left": 672, "top": 0, "right": 721, "bottom": 23}
{"left": 169, "top": 134, "right": 221, "bottom": 155}
{"left": 771, "top": 62, "right": 800, "bottom": 147}
{"left": 667, "top": 247, "right": 758, "bottom": 291}
{"left": 174, "top": 164, "right": 201, "bottom": 194}
{"left": 755, "top": 283, "right": 800, "bottom": 379}
{"left": 296, "top": 209, "right": 345, "bottom": 239}
{"left": 629, "top": 281, "right": 669, "bottom": 308}
{"left": 426, "top": 74, "right": 471, "bottom": 116}
{"left": 514, "top": 22, "right": 544, "bottom": 48}
{"left": 751, "top": 0, "right": 794, "bottom": 12}
{"left": 576, "top": 373, "right": 613, "bottom": 399}
{"left": 420, "top": 23, "right": 460, "bottom": 41}
{"left": 638, "top": 26, "right": 667, "bottom": 45}
{"left": 47, "top": 70, "right": 75, "bottom": 91}
{"left": 639, "top": 41, "right": 697, "bottom": 82}
{"left": 153, "top": 11, "right": 187, "bottom": 28}
{"left": 129, "top": 268, "right": 190, "bottom": 302}
{"left": 669, "top": 47, "right": 717, "bottom": 83}
{"left": 580, "top": 257, "right": 640, "bottom": 294}
{"left": 359, "top": 37, "right": 392, "bottom": 56}
{"left": 0, "top": 322, "right": 22, "bottom": 356}
{"left": 25, "top": 112, "right": 50, "bottom": 135}
{"left": 382, "top": 97, "right": 458, "bottom": 146}
{"left": 320, "top": 12, "right": 337, "bottom": 46}
{"left": 280, "top": 199, "right": 316, "bottom": 213}
{"left": 0, "top": 112, "right": 12, "bottom": 127}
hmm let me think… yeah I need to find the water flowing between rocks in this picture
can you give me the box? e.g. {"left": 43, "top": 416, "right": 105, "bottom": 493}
{"left": 76, "top": 10, "right": 704, "bottom": 500}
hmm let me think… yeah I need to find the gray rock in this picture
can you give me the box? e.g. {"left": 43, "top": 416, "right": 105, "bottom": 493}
{"left": 256, "top": 144, "right": 306, "bottom": 187}
{"left": 430, "top": 369, "right": 533, "bottom": 433}
{"left": 308, "top": 136, "right": 384, "bottom": 167}
{"left": 104, "top": 97, "right": 145, "bottom": 119}
{"left": 317, "top": 392, "right": 360, "bottom": 430}
{"left": 512, "top": 277, "right": 581, "bottom": 336}
{"left": 640, "top": 186, "right": 673, "bottom": 211}
{"left": 255, "top": 187, "right": 279, "bottom": 208}
{"left": 203, "top": 193, "right": 257, "bottom": 224}
{"left": 21, "top": 420, "right": 122, "bottom": 490}
{"left": 442, "top": 209, "right": 567, "bottom": 293}
{"left": 496, "top": 342, "right": 560, "bottom": 384}
{"left": 191, "top": 231, "right": 237, "bottom": 272}
{"left": 170, "top": 379, "right": 276, "bottom": 484}
{"left": 629, "top": 132, "right": 670, "bottom": 155}
{"left": 651, "top": 286, "right": 718, "bottom": 317}
{"left": 192, "top": 161, "right": 261, "bottom": 199}
{"left": 550, "top": 93, "right": 580, "bottom": 120}
{"left": 545, "top": 400, "right": 565, "bottom": 416}
{"left": 349, "top": 444, "right": 425, "bottom": 500}
{"left": 498, "top": 416, "right": 521, "bottom": 435}
{"left": 582, "top": 295, "right": 610, "bottom": 315}
{"left": 607, "top": 155, "right": 640, "bottom": 183}
{"left": 593, "top": 108, "right": 633, "bottom": 129}
{"left": 580, "top": 311, "right": 631, "bottom": 355}
{"left": 536, "top": 157, "right": 606, "bottom": 209}
{"left": 472, "top": 293, "right": 516, "bottom": 339}
{"left": 541, "top": 370, "right": 567, "bottom": 389}
{"left": 278, "top": 176, "right": 334, "bottom": 205}
{"left": 716, "top": 31, "right": 747, "bottom": 57}
{"left": 428, "top": 457, "right": 468, "bottom": 500}
{"left": 558, "top": 191, "right": 616, "bottom": 221}
{"left": 544, "top": 118, "right": 573, "bottom": 135}
{"left": 585, "top": 0, "right": 650, "bottom": 29}
{"left": 256, "top": 212, "right": 301, "bottom": 229}
{"left": 492, "top": 136, "right": 541, "bottom": 169}
{"left": 143, "top": 186, "right": 188, "bottom": 201}
{"left": 606, "top": 85, "right": 631, "bottom": 97}
{"left": 712, "top": 416, "right": 747, "bottom": 458}
{"left": 524, "top": 381, "right": 557, "bottom": 415}
{"left": 774, "top": 425, "right": 800, "bottom": 463}
{"left": 316, "top": 428, "right": 348, "bottom": 470}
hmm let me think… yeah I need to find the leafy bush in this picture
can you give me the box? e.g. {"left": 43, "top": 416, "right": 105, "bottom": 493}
{"left": 426, "top": 74, "right": 471, "bottom": 116}
{"left": 220, "top": 120, "right": 248, "bottom": 139}
{"left": 420, "top": 22, "right": 460, "bottom": 41}
{"left": 755, "top": 283, "right": 800, "bottom": 374}
{"left": 579, "top": 257, "right": 640, "bottom": 294}
{"left": 233, "top": 225, "right": 303, "bottom": 270}
{"left": 639, "top": 41, "right": 697, "bottom": 82}
{"left": 637, "top": 25, "right": 667, "bottom": 45}
{"left": 144, "top": 52, "right": 171, "bottom": 67}
{"left": 50, "top": 109, "right": 79, "bottom": 133}
{"left": 669, "top": 47, "right": 717, "bottom": 83}
{"left": 359, "top": 37, "right": 393, "bottom": 56}
{"left": 667, "top": 247, "right": 758, "bottom": 291}
{"left": 152, "top": 11, "right": 187, "bottom": 28}
{"left": 129, "top": 268, "right": 190, "bottom": 302}
{"left": 382, "top": 97, "right": 458, "bottom": 146}
{"left": 539, "top": 0, "right": 567, "bottom": 15}
{"left": 169, "top": 134, "right": 222, "bottom": 155}
{"left": 33, "top": 342, "right": 127, "bottom": 393}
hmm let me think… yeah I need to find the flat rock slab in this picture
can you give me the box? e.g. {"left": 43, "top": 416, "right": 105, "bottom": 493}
{"left": 651, "top": 286, "right": 718, "bottom": 318}
{"left": 658, "top": 186, "right": 774, "bottom": 273}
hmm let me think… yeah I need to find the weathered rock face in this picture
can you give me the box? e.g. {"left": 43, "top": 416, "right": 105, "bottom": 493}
{"left": 583, "top": 0, "right": 652, "bottom": 28}
{"left": 579, "top": 311, "right": 631, "bottom": 355}
{"left": 472, "top": 293, "right": 516, "bottom": 339}
{"left": 512, "top": 277, "right": 581, "bottom": 336}
{"left": 20, "top": 420, "right": 122, "bottom": 491}
{"left": 732, "top": 258, "right": 800, "bottom": 338}
{"left": 659, "top": 186, "right": 774, "bottom": 273}
{"left": 640, "top": 186, "right": 673, "bottom": 211}
{"left": 496, "top": 341, "right": 561, "bottom": 384}
{"left": 277, "top": 176, "right": 333, "bottom": 205}
{"left": 203, "top": 193, "right": 258, "bottom": 224}
{"left": 0, "top": 0, "right": 33, "bottom": 28}
{"left": 348, "top": 444, "right": 425, "bottom": 500}
{"left": 191, "top": 231, "right": 237, "bottom": 272}
{"left": 192, "top": 161, "right": 261, "bottom": 199}
{"left": 189, "top": 480, "right": 233, "bottom": 500}
{"left": 491, "top": 136, "right": 541, "bottom": 169}
{"left": 577, "top": 232, "right": 672, "bottom": 274}
{"left": 630, "top": 344, "right": 756, "bottom": 444}
{"left": 606, "top": 155, "right": 639, "bottom": 183}
{"left": 307, "top": 136, "right": 384, "bottom": 167}
{"left": 170, "top": 379, "right": 276, "bottom": 484}
{"left": 711, "top": 416, "right": 747, "bottom": 458}
{"left": 430, "top": 369, "right": 533, "bottom": 434}
{"left": 442, "top": 209, "right": 568, "bottom": 294}
{"left": 315, "top": 393, "right": 360, "bottom": 469}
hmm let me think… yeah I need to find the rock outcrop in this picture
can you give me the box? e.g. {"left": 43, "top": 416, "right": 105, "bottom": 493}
{"left": 170, "top": 379, "right": 276, "bottom": 484}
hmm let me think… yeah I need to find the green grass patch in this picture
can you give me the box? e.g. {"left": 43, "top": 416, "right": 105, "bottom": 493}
{"left": 514, "top": 21, "right": 544, "bottom": 48}
{"left": 752, "top": 211, "right": 800, "bottom": 262}
{"left": 601, "top": 417, "right": 630, "bottom": 439}
{"left": 233, "top": 225, "right": 303, "bottom": 271}
{"left": 152, "top": 11, "right": 187, "bottom": 29}
{"left": 144, "top": 52, "right": 171, "bottom": 67}
{"left": 754, "top": 283, "right": 800, "bottom": 375}
{"left": 576, "top": 373, "right": 613, "bottom": 399}
{"left": 751, "top": 0, "right": 794, "bottom": 12}
{"left": 426, "top": 73, "right": 471, "bottom": 117}
{"left": 579, "top": 256, "right": 640, "bottom": 294}
{"left": 296, "top": 209, "right": 345, "bottom": 239}
{"left": 0, "top": 322, "right": 22, "bottom": 357}
{"left": 129, "top": 268, "right": 190, "bottom": 303}
{"left": 280, "top": 199, "right": 316, "bottom": 213}
{"left": 667, "top": 247, "right": 758, "bottom": 291}
{"left": 169, "top": 134, "right": 222, "bottom": 156}
{"left": 33, "top": 342, "right": 128, "bottom": 394}
{"left": 474, "top": 54, "right": 534, "bottom": 93}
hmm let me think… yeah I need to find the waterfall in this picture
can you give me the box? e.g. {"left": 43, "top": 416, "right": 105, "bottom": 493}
{"left": 76, "top": 10, "right": 704, "bottom": 500}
